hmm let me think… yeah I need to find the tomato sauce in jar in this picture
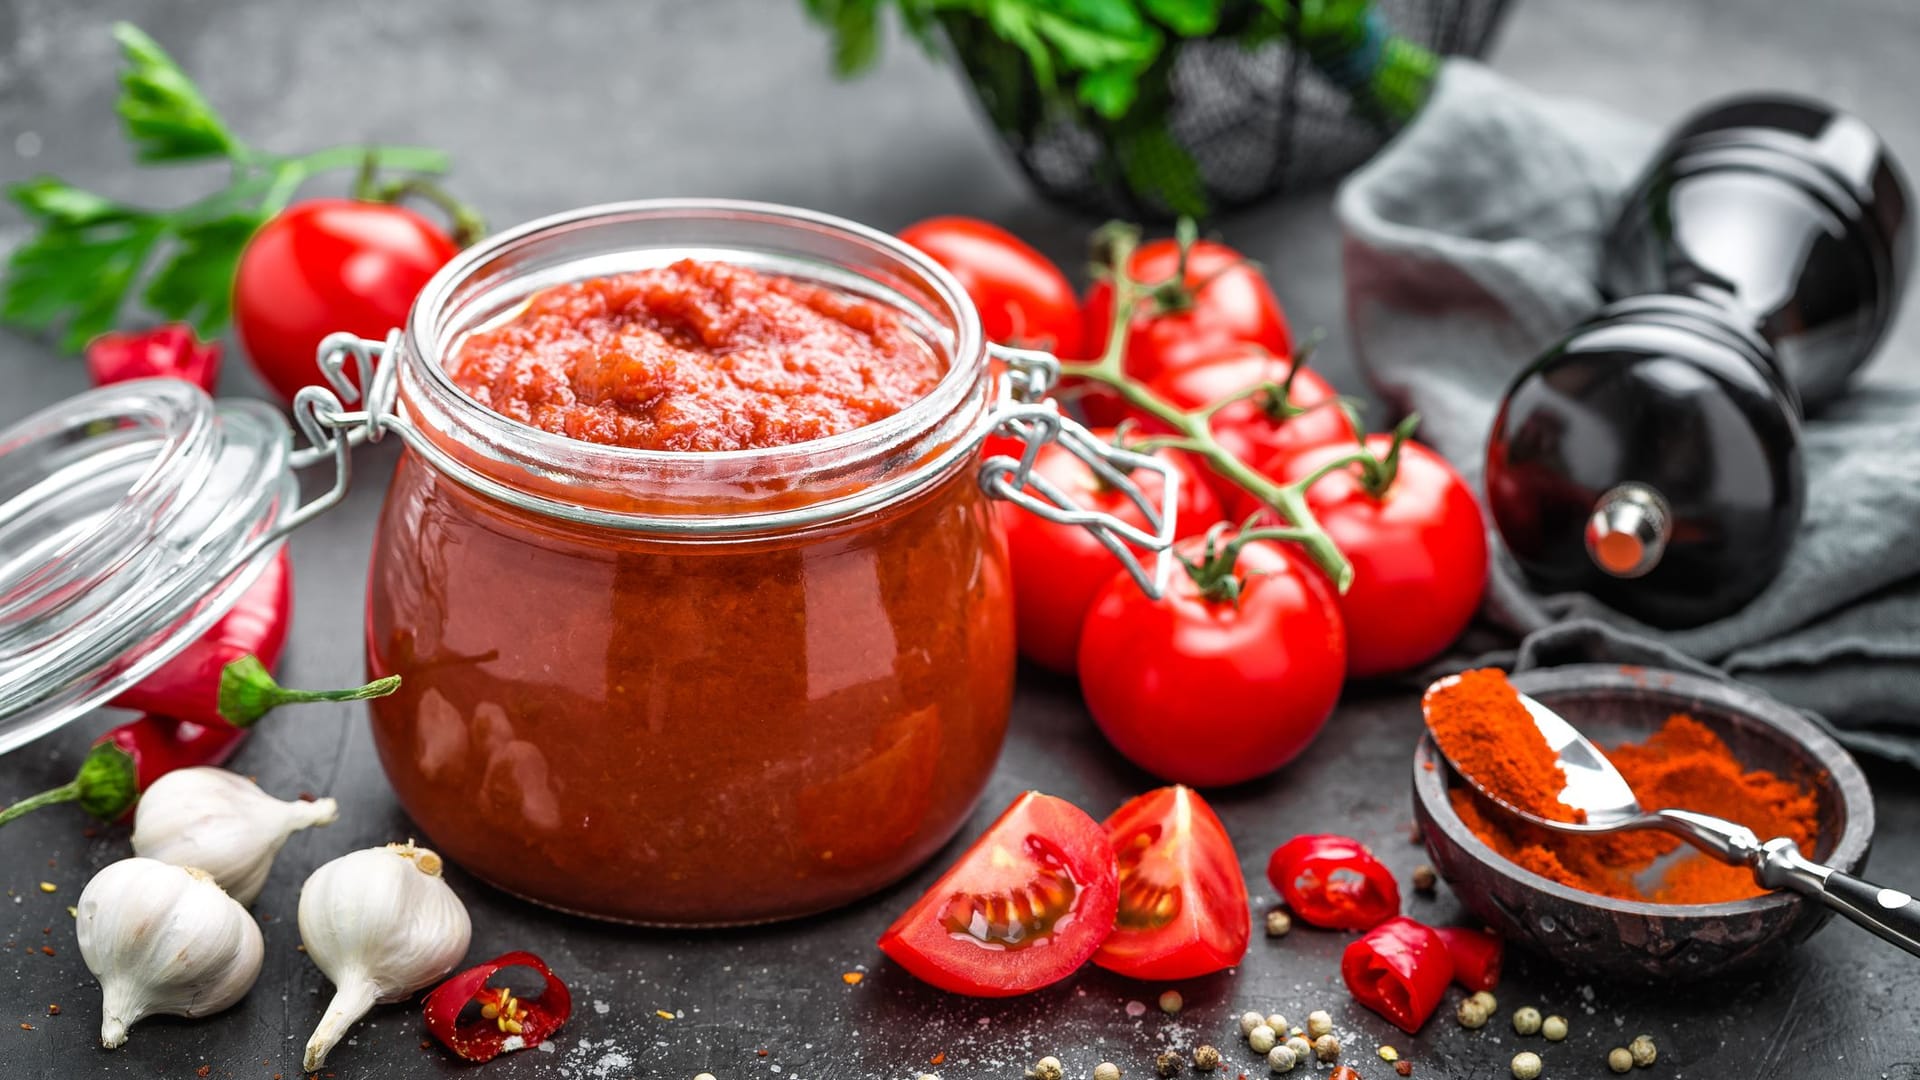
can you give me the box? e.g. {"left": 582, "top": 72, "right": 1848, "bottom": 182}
{"left": 363, "top": 203, "right": 1019, "bottom": 924}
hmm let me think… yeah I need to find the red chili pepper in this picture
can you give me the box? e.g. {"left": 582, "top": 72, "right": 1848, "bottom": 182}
{"left": 85, "top": 324, "right": 222, "bottom": 393}
{"left": 1341, "top": 916, "right": 1454, "bottom": 1034}
{"left": 0, "top": 714, "right": 244, "bottom": 827}
{"left": 1331, "top": 1068, "right": 1365, "bottom": 1080}
{"left": 1433, "top": 926, "right": 1503, "bottom": 991}
{"left": 1266, "top": 834, "right": 1402, "bottom": 930}
{"left": 108, "top": 550, "right": 396, "bottom": 727}
{"left": 423, "top": 951, "right": 572, "bottom": 1063}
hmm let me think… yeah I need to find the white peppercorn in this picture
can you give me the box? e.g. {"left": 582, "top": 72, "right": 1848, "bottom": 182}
{"left": 1265, "top": 909, "right": 1293, "bottom": 937}
{"left": 1312, "top": 1034, "right": 1340, "bottom": 1063}
{"left": 1266, "top": 1045, "right": 1297, "bottom": 1074}
{"left": 1032, "top": 1057, "right": 1065, "bottom": 1080}
{"left": 1095, "top": 1064, "right": 1122, "bottom": 1080}
{"left": 1512, "top": 1006, "right": 1542, "bottom": 1036}
{"left": 1264, "top": 1013, "right": 1288, "bottom": 1035}
{"left": 1248, "top": 1025, "right": 1278, "bottom": 1055}
{"left": 1159, "top": 990, "right": 1183, "bottom": 1015}
{"left": 1511, "top": 1051, "right": 1542, "bottom": 1080}
{"left": 1284, "top": 1036, "right": 1312, "bottom": 1061}
{"left": 1240, "top": 1011, "right": 1266, "bottom": 1037}
{"left": 1630, "top": 1035, "right": 1657, "bottom": 1067}
{"left": 1306, "top": 1011, "right": 1333, "bottom": 1039}
{"left": 1542, "top": 1015, "right": 1568, "bottom": 1042}
{"left": 1608, "top": 1048, "right": 1634, "bottom": 1073}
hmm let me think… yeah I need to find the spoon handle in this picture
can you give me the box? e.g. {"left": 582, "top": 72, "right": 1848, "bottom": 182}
{"left": 1751, "top": 837, "right": 1920, "bottom": 958}
{"left": 1647, "top": 810, "right": 1920, "bottom": 956}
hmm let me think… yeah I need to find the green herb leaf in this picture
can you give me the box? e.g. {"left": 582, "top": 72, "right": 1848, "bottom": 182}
{"left": 142, "top": 213, "right": 263, "bottom": 336}
{"left": 1113, "top": 124, "right": 1210, "bottom": 218}
{"left": 112, "top": 22, "right": 237, "bottom": 162}
{"left": 9, "top": 176, "right": 137, "bottom": 227}
{"left": 1077, "top": 64, "right": 1142, "bottom": 118}
{"left": 2, "top": 215, "right": 166, "bottom": 351}
{"left": 1141, "top": 0, "right": 1222, "bottom": 36}
{"left": 802, "top": 0, "right": 885, "bottom": 75}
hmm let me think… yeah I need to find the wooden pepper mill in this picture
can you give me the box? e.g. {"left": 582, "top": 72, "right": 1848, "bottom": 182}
{"left": 1484, "top": 96, "right": 1911, "bottom": 628}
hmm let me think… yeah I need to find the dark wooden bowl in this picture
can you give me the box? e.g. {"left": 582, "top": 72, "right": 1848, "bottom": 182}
{"left": 1411, "top": 664, "right": 1875, "bottom": 981}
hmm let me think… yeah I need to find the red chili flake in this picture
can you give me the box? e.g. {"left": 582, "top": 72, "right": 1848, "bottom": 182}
{"left": 45, "top": 1005, "right": 58, "bottom": 1016}
{"left": 757, "top": 1050, "right": 770, "bottom": 1058}
{"left": 1396, "top": 1062, "right": 1414, "bottom": 1077}
{"left": 422, "top": 951, "right": 572, "bottom": 1063}
{"left": 40, "top": 946, "right": 54, "bottom": 956}
{"left": 841, "top": 972, "right": 863, "bottom": 986}
{"left": 196, "top": 1066, "right": 211, "bottom": 1078}
{"left": 930, "top": 1053, "right": 946, "bottom": 1066}
{"left": 18, "top": 1023, "right": 32, "bottom": 1031}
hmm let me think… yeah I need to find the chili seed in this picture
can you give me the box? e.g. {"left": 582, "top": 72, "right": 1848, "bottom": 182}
{"left": 1306, "top": 1011, "right": 1333, "bottom": 1039}
{"left": 1266, "top": 1045, "right": 1297, "bottom": 1074}
{"left": 1159, "top": 990, "right": 1184, "bottom": 1014}
{"left": 1095, "top": 1064, "right": 1122, "bottom": 1080}
{"left": 1032, "top": 1056, "right": 1065, "bottom": 1080}
{"left": 1512, "top": 1006, "right": 1542, "bottom": 1036}
{"left": 1609, "top": 1048, "right": 1634, "bottom": 1073}
{"left": 37, "top": 882, "right": 54, "bottom": 894}
{"left": 1542, "top": 1015, "right": 1568, "bottom": 1042}
{"left": 1396, "top": 1062, "right": 1414, "bottom": 1077}
{"left": 1378, "top": 1046, "right": 1400, "bottom": 1062}
{"left": 1264, "top": 1014, "right": 1288, "bottom": 1035}
{"left": 1240, "top": 1012, "right": 1267, "bottom": 1037}
{"left": 1411, "top": 865, "right": 1437, "bottom": 893}
{"left": 1193, "top": 1045, "right": 1222, "bottom": 1072}
{"left": 1265, "top": 909, "right": 1292, "bottom": 937}
{"left": 1630, "top": 1035, "right": 1657, "bottom": 1067}
{"left": 1456, "top": 999, "right": 1490, "bottom": 1030}
{"left": 1511, "top": 1051, "right": 1542, "bottom": 1080}
{"left": 1155, "top": 1051, "right": 1183, "bottom": 1077}
{"left": 1312, "top": 1035, "right": 1340, "bottom": 1063}
{"left": 1249, "top": 1026, "right": 1278, "bottom": 1054}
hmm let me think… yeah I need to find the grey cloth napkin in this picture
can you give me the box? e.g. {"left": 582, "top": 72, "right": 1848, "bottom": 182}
{"left": 1335, "top": 60, "right": 1920, "bottom": 767}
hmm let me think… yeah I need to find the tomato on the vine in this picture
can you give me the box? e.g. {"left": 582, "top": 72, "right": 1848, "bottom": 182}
{"left": 1263, "top": 433, "right": 1487, "bottom": 678}
{"left": 1001, "top": 430, "right": 1226, "bottom": 673}
{"left": 1083, "top": 238, "right": 1290, "bottom": 384}
{"left": 1145, "top": 345, "right": 1354, "bottom": 505}
{"left": 877, "top": 792, "right": 1118, "bottom": 997}
{"left": 233, "top": 199, "right": 460, "bottom": 401}
{"left": 899, "top": 217, "right": 1085, "bottom": 358}
{"left": 1093, "top": 785, "right": 1250, "bottom": 980}
{"left": 1077, "top": 533, "right": 1346, "bottom": 787}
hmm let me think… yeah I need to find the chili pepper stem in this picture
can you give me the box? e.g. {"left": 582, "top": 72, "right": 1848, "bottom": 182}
{"left": 217, "top": 655, "right": 401, "bottom": 727}
{"left": 0, "top": 742, "right": 138, "bottom": 828}
{"left": 1060, "top": 222, "right": 1362, "bottom": 592}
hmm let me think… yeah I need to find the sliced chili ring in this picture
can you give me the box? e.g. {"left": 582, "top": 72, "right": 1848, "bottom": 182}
{"left": 423, "top": 950, "right": 572, "bottom": 1062}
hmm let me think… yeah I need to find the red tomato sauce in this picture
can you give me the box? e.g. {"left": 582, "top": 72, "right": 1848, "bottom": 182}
{"left": 446, "top": 260, "right": 946, "bottom": 452}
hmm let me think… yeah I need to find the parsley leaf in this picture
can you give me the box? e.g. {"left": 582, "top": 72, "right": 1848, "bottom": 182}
{"left": 112, "top": 23, "right": 238, "bottom": 163}
{"left": 2, "top": 188, "right": 166, "bottom": 351}
{"left": 143, "top": 213, "right": 265, "bottom": 336}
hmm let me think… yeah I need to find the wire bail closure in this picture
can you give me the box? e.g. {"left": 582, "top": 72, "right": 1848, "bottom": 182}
{"left": 978, "top": 344, "right": 1179, "bottom": 600}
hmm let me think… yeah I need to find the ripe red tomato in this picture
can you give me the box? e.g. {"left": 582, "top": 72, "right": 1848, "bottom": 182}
{"left": 1270, "top": 436, "right": 1488, "bottom": 678}
{"left": 1093, "top": 786, "right": 1250, "bottom": 980}
{"left": 877, "top": 791, "right": 1118, "bottom": 997}
{"left": 1146, "top": 345, "right": 1355, "bottom": 505}
{"left": 1083, "top": 238, "right": 1290, "bottom": 383}
{"left": 1077, "top": 536, "right": 1346, "bottom": 787}
{"left": 1000, "top": 430, "right": 1226, "bottom": 673}
{"left": 233, "top": 199, "right": 459, "bottom": 401}
{"left": 899, "top": 217, "right": 1085, "bottom": 358}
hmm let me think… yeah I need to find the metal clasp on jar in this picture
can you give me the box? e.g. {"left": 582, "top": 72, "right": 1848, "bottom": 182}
{"left": 978, "top": 345, "right": 1179, "bottom": 600}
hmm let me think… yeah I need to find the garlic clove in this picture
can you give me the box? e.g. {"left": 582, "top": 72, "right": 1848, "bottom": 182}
{"left": 76, "top": 858, "right": 263, "bottom": 1048}
{"left": 299, "top": 841, "right": 471, "bottom": 1071}
{"left": 131, "top": 767, "right": 339, "bottom": 906}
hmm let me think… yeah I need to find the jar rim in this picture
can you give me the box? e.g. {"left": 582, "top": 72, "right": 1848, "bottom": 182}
{"left": 404, "top": 198, "right": 986, "bottom": 466}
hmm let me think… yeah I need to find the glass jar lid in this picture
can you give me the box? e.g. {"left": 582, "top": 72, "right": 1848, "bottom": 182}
{"left": 0, "top": 378, "right": 296, "bottom": 753}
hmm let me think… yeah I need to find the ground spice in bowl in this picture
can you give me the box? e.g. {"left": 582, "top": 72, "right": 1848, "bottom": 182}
{"left": 1429, "top": 669, "right": 1820, "bottom": 904}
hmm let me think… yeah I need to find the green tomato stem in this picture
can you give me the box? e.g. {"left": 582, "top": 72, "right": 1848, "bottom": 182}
{"left": 217, "top": 654, "right": 401, "bottom": 727}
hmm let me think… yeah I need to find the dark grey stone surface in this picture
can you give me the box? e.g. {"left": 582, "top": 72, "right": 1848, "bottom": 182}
{"left": 2, "top": 1, "right": 1919, "bottom": 1078}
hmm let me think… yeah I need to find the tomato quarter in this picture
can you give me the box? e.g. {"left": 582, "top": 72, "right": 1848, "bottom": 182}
{"left": 899, "top": 216, "right": 1085, "bottom": 358}
{"left": 1077, "top": 535, "right": 1345, "bottom": 787}
{"left": 877, "top": 792, "right": 1118, "bottom": 997}
{"left": 1093, "top": 786, "right": 1250, "bottom": 980}
{"left": 1000, "top": 430, "right": 1226, "bottom": 673}
{"left": 1266, "top": 434, "right": 1488, "bottom": 677}
{"left": 233, "top": 199, "right": 459, "bottom": 401}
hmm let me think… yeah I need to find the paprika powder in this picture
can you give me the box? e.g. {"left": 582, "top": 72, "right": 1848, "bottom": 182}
{"left": 1433, "top": 670, "right": 1821, "bottom": 904}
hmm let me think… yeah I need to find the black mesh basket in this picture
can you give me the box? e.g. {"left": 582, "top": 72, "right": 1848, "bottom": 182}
{"left": 943, "top": 0, "right": 1514, "bottom": 220}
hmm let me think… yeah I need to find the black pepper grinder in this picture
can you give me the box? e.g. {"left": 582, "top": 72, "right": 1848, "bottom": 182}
{"left": 1484, "top": 96, "right": 1911, "bottom": 628}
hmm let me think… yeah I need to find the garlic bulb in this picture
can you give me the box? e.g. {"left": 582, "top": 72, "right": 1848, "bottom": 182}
{"left": 131, "top": 767, "right": 339, "bottom": 906}
{"left": 299, "top": 841, "right": 471, "bottom": 1071}
{"left": 76, "top": 857, "right": 263, "bottom": 1048}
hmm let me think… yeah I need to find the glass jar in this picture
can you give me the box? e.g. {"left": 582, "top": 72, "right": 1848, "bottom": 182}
{"left": 0, "top": 200, "right": 1176, "bottom": 927}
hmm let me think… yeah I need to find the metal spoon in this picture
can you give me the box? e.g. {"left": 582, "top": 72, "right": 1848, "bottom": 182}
{"left": 1422, "top": 674, "right": 1920, "bottom": 956}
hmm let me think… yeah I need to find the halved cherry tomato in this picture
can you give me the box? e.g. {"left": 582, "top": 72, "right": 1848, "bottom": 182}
{"left": 1077, "top": 536, "right": 1345, "bottom": 787}
{"left": 233, "top": 199, "right": 459, "bottom": 401}
{"left": 1083, "top": 238, "right": 1290, "bottom": 384}
{"left": 1433, "top": 926, "right": 1503, "bottom": 991}
{"left": 1145, "top": 345, "right": 1354, "bottom": 505}
{"left": 1093, "top": 786, "right": 1250, "bottom": 980}
{"left": 877, "top": 792, "right": 1119, "bottom": 997}
{"left": 1267, "top": 834, "right": 1401, "bottom": 931}
{"left": 1342, "top": 916, "right": 1453, "bottom": 1034}
{"left": 899, "top": 217, "right": 1085, "bottom": 358}
{"left": 1264, "top": 435, "right": 1488, "bottom": 678}
{"left": 1000, "top": 430, "right": 1225, "bottom": 673}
